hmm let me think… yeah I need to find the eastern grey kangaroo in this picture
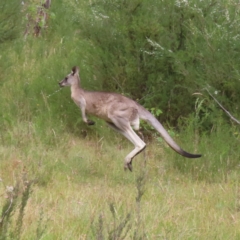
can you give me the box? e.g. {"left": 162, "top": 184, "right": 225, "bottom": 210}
{"left": 59, "top": 66, "right": 201, "bottom": 171}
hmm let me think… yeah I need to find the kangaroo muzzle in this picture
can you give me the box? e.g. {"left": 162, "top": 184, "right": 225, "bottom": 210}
{"left": 59, "top": 79, "right": 66, "bottom": 87}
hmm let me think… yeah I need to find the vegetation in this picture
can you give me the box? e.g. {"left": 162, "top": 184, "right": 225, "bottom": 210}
{"left": 1, "top": 0, "right": 240, "bottom": 239}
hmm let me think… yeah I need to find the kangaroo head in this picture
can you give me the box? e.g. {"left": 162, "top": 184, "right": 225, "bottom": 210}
{"left": 59, "top": 66, "right": 80, "bottom": 87}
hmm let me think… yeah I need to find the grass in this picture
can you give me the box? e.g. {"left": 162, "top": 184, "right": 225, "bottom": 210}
{"left": 1, "top": 119, "right": 240, "bottom": 239}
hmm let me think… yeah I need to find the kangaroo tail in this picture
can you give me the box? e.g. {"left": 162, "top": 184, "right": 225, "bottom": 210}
{"left": 138, "top": 105, "right": 201, "bottom": 158}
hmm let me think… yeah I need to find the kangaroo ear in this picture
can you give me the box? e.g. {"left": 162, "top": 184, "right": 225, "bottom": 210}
{"left": 71, "top": 66, "right": 79, "bottom": 75}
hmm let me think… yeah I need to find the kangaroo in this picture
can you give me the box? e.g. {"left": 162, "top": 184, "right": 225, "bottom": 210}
{"left": 59, "top": 66, "right": 201, "bottom": 171}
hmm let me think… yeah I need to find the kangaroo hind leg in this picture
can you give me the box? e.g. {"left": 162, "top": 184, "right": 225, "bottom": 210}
{"left": 107, "top": 118, "right": 146, "bottom": 171}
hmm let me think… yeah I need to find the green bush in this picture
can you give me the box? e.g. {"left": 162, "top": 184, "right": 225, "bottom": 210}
{"left": 64, "top": 0, "right": 240, "bottom": 125}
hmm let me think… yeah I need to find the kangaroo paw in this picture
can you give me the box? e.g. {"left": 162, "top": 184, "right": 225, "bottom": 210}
{"left": 87, "top": 120, "right": 95, "bottom": 125}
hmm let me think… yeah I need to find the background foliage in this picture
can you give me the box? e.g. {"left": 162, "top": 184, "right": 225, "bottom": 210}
{"left": 1, "top": 0, "right": 240, "bottom": 126}
{"left": 65, "top": 0, "right": 240, "bottom": 124}
{"left": 0, "top": 0, "right": 22, "bottom": 43}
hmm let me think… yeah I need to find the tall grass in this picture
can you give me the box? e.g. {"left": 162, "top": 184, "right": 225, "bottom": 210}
{"left": 1, "top": 125, "right": 240, "bottom": 239}
{"left": 165, "top": 101, "right": 240, "bottom": 182}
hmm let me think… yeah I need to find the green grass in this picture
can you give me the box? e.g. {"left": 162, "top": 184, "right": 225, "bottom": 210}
{"left": 1, "top": 119, "right": 240, "bottom": 239}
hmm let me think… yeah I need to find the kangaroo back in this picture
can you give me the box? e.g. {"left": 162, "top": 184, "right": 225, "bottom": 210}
{"left": 138, "top": 105, "right": 201, "bottom": 158}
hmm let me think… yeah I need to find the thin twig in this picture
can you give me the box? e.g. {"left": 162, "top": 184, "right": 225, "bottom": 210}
{"left": 205, "top": 88, "right": 240, "bottom": 125}
{"left": 0, "top": 195, "right": 13, "bottom": 224}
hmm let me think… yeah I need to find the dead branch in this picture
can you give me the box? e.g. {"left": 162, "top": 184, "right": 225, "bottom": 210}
{"left": 24, "top": 0, "right": 51, "bottom": 37}
{"left": 205, "top": 88, "right": 240, "bottom": 125}
{"left": 43, "top": 0, "right": 51, "bottom": 9}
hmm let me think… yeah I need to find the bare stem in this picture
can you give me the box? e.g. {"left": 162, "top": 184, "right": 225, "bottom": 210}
{"left": 205, "top": 88, "right": 240, "bottom": 125}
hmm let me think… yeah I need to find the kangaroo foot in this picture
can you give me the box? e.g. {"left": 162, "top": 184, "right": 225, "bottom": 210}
{"left": 124, "top": 161, "right": 132, "bottom": 172}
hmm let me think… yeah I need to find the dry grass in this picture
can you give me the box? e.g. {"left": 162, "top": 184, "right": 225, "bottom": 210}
{"left": 1, "top": 124, "right": 240, "bottom": 239}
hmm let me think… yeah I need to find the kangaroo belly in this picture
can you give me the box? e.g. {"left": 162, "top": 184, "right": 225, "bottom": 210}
{"left": 86, "top": 103, "right": 111, "bottom": 121}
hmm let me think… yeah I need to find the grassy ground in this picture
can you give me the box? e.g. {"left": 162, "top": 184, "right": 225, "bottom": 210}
{"left": 1, "top": 121, "right": 240, "bottom": 239}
